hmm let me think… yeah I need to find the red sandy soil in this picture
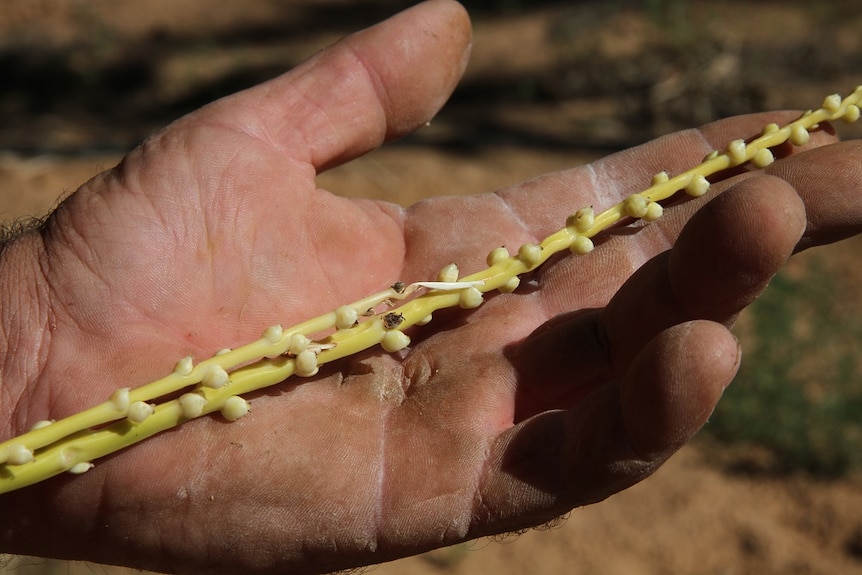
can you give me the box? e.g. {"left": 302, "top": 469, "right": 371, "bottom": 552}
{"left": 2, "top": 1, "right": 862, "bottom": 574}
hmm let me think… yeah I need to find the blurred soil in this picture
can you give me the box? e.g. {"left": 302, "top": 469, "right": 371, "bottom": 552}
{"left": 2, "top": 1, "right": 862, "bottom": 574}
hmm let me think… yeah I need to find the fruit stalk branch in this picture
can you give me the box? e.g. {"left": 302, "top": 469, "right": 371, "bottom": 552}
{"left": 0, "top": 87, "right": 860, "bottom": 494}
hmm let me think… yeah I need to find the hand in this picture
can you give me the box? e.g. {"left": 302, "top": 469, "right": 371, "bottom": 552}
{"left": 2, "top": 1, "right": 861, "bottom": 574}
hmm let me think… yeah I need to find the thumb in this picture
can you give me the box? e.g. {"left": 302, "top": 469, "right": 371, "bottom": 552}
{"left": 195, "top": 0, "right": 472, "bottom": 172}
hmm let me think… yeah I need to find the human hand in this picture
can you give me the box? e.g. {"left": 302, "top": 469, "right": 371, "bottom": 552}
{"left": 2, "top": 1, "right": 861, "bottom": 574}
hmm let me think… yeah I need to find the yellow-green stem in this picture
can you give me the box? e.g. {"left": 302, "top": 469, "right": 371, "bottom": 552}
{"left": 1, "top": 86, "right": 860, "bottom": 494}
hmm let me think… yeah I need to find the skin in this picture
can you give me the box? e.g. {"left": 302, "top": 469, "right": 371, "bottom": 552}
{"left": 1, "top": 1, "right": 861, "bottom": 573}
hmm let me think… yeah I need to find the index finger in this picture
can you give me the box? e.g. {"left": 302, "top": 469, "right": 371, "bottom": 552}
{"left": 401, "top": 104, "right": 850, "bottom": 286}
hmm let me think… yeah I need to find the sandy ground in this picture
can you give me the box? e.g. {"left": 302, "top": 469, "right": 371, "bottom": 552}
{"left": 2, "top": 1, "right": 862, "bottom": 574}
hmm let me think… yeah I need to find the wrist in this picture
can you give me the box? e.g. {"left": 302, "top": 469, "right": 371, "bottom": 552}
{"left": 0, "top": 224, "right": 52, "bottom": 441}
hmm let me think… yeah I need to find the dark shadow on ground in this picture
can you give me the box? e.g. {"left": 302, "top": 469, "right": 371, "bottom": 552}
{"left": 0, "top": 0, "right": 859, "bottom": 154}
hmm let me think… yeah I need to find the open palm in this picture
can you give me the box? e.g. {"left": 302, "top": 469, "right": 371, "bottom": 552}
{"left": 3, "top": 1, "right": 861, "bottom": 574}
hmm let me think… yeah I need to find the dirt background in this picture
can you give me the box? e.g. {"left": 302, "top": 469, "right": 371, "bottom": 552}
{"left": 2, "top": 1, "right": 862, "bottom": 574}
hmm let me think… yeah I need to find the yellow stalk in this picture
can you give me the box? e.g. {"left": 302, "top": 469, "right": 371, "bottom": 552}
{"left": 0, "top": 86, "right": 860, "bottom": 494}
